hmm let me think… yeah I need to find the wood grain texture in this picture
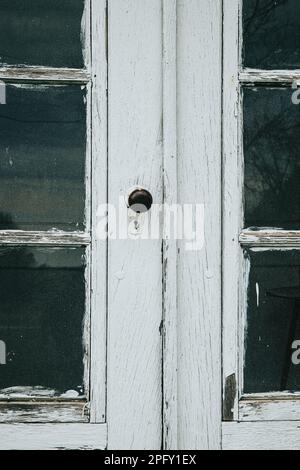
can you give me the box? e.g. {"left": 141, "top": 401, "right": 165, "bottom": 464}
{"left": 240, "top": 230, "right": 300, "bottom": 247}
{"left": 239, "top": 396, "right": 300, "bottom": 422}
{"left": 162, "top": 0, "right": 178, "bottom": 451}
{"left": 107, "top": 0, "right": 163, "bottom": 450}
{"left": 177, "top": 0, "right": 222, "bottom": 450}
{"left": 223, "top": 422, "right": 300, "bottom": 450}
{"left": 0, "top": 402, "right": 88, "bottom": 423}
{"left": 0, "top": 231, "right": 90, "bottom": 245}
{"left": 0, "top": 67, "right": 89, "bottom": 84}
{"left": 90, "top": 0, "right": 108, "bottom": 424}
{"left": 240, "top": 69, "right": 300, "bottom": 85}
{"left": 82, "top": 0, "right": 91, "bottom": 72}
{"left": 0, "top": 423, "right": 107, "bottom": 450}
{"left": 222, "top": 0, "right": 242, "bottom": 422}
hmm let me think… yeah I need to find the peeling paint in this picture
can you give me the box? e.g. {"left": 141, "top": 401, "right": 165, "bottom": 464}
{"left": 223, "top": 374, "right": 237, "bottom": 421}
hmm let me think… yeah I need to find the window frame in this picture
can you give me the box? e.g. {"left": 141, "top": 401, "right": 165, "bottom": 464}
{"left": 223, "top": 0, "right": 300, "bottom": 423}
{"left": 0, "top": 0, "right": 107, "bottom": 434}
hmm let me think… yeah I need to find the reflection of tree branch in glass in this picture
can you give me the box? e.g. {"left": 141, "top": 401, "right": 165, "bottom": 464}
{"left": 0, "top": 0, "right": 84, "bottom": 68}
{"left": 244, "top": 87, "right": 300, "bottom": 229}
{"left": 243, "top": 0, "right": 300, "bottom": 69}
{"left": 0, "top": 84, "right": 86, "bottom": 232}
{"left": 244, "top": 0, "right": 288, "bottom": 35}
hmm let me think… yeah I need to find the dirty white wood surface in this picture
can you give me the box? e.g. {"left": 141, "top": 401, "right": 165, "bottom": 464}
{"left": 0, "top": 231, "right": 90, "bottom": 245}
{"left": 223, "top": 422, "right": 300, "bottom": 450}
{"left": 107, "top": 0, "right": 163, "bottom": 450}
{"left": 222, "top": 0, "right": 242, "bottom": 423}
{"left": 0, "top": 424, "right": 107, "bottom": 450}
{"left": 177, "top": 0, "right": 222, "bottom": 450}
{"left": 0, "top": 67, "right": 89, "bottom": 84}
{"left": 90, "top": 0, "right": 108, "bottom": 425}
{"left": 0, "top": 402, "right": 88, "bottom": 423}
{"left": 240, "top": 230, "right": 300, "bottom": 247}
{"left": 162, "top": 0, "right": 178, "bottom": 451}
{"left": 239, "top": 395, "right": 300, "bottom": 422}
{"left": 240, "top": 69, "right": 300, "bottom": 85}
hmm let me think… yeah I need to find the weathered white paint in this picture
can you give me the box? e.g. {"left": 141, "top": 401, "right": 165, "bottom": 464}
{"left": 223, "top": 422, "right": 300, "bottom": 450}
{"left": 107, "top": 0, "right": 163, "bottom": 450}
{"left": 162, "top": 0, "right": 178, "bottom": 451}
{"left": 240, "top": 230, "right": 300, "bottom": 247}
{"left": 0, "top": 402, "right": 88, "bottom": 424}
{"left": 223, "top": 0, "right": 300, "bottom": 434}
{"left": 240, "top": 69, "right": 300, "bottom": 85}
{"left": 222, "top": 0, "right": 242, "bottom": 422}
{"left": 0, "top": 231, "right": 90, "bottom": 245}
{"left": 177, "top": 0, "right": 222, "bottom": 450}
{"left": 84, "top": 7, "right": 92, "bottom": 397}
{"left": 0, "top": 424, "right": 107, "bottom": 450}
{"left": 82, "top": 0, "right": 91, "bottom": 71}
{"left": 0, "top": 67, "right": 89, "bottom": 84}
{"left": 0, "top": 386, "right": 78, "bottom": 398}
{"left": 240, "top": 396, "right": 300, "bottom": 422}
{"left": 84, "top": 244, "right": 91, "bottom": 407}
{"left": 238, "top": 245, "right": 251, "bottom": 402}
{"left": 0, "top": 390, "right": 89, "bottom": 424}
{"left": 90, "top": 0, "right": 108, "bottom": 425}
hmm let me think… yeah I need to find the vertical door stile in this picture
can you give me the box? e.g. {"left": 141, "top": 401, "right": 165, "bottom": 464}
{"left": 177, "top": 0, "right": 222, "bottom": 450}
{"left": 90, "top": 0, "right": 108, "bottom": 424}
{"left": 222, "top": 0, "right": 242, "bottom": 423}
{"left": 107, "top": 0, "right": 163, "bottom": 450}
{"left": 162, "top": 0, "right": 178, "bottom": 451}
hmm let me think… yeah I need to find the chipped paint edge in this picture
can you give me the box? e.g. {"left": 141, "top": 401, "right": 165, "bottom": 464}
{"left": 0, "top": 423, "right": 107, "bottom": 450}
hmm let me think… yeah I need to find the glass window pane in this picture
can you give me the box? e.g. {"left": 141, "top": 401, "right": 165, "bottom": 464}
{"left": 243, "top": 0, "right": 300, "bottom": 69}
{"left": 244, "top": 87, "right": 300, "bottom": 229}
{"left": 244, "top": 249, "right": 300, "bottom": 393}
{"left": 0, "top": 0, "right": 85, "bottom": 68}
{"left": 0, "top": 85, "right": 86, "bottom": 231}
{"left": 0, "top": 247, "right": 86, "bottom": 398}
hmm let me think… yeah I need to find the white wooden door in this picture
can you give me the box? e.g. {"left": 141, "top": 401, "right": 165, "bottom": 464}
{"left": 223, "top": 0, "right": 300, "bottom": 450}
{"left": 0, "top": 0, "right": 224, "bottom": 450}
{"left": 106, "top": 0, "right": 223, "bottom": 450}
